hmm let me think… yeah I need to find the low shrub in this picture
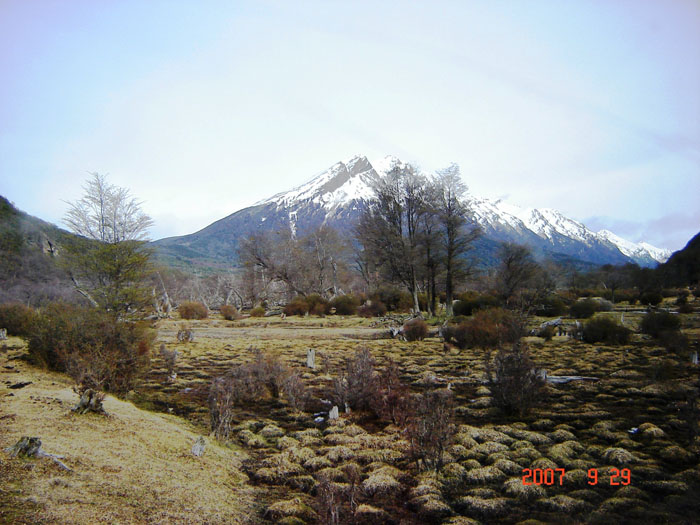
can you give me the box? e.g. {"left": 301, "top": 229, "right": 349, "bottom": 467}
{"left": 403, "top": 318, "right": 428, "bottom": 341}
{"left": 0, "top": 302, "right": 37, "bottom": 337}
{"left": 678, "top": 303, "right": 694, "bottom": 314}
{"left": 487, "top": 342, "right": 545, "bottom": 416}
{"left": 639, "top": 291, "right": 663, "bottom": 307}
{"left": 219, "top": 304, "right": 238, "bottom": 320}
{"left": 570, "top": 299, "right": 599, "bottom": 319}
{"left": 358, "top": 300, "right": 387, "bottom": 318}
{"left": 676, "top": 290, "right": 690, "bottom": 305}
{"left": 284, "top": 296, "right": 309, "bottom": 316}
{"left": 443, "top": 308, "right": 524, "bottom": 350}
{"left": 179, "top": 301, "right": 208, "bottom": 320}
{"left": 641, "top": 311, "right": 681, "bottom": 337}
{"left": 534, "top": 294, "right": 569, "bottom": 317}
{"left": 330, "top": 295, "right": 360, "bottom": 315}
{"left": 250, "top": 306, "right": 266, "bottom": 317}
{"left": 453, "top": 292, "right": 501, "bottom": 316}
{"left": 582, "top": 317, "right": 631, "bottom": 345}
{"left": 305, "top": 294, "right": 330, "bottom": 316}
{"left": 371, "top": 287, "right": 413, "bottom": 312}
{"left": 27, "top": 303, "right": 153, "bottom": 394}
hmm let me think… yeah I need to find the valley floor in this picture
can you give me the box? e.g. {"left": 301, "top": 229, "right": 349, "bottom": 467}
{"left": 2, "top": 308, "right": 699, "bottom": 524}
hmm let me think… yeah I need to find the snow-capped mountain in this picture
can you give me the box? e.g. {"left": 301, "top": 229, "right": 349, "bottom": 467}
{"left": 153, "top": 155, "right": 669, "bottom": 268}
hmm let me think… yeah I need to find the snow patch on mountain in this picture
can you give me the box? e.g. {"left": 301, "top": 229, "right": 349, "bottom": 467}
{"left": 598, "top": 230, "right": 670, "bottom": 264}
{"left": 250, "top": 154, "right": 668, "bottom": 266}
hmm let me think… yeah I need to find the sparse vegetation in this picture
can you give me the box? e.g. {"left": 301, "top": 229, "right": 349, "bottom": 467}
{"left": 487, "top": 342, "right": 545, "bottom": 416}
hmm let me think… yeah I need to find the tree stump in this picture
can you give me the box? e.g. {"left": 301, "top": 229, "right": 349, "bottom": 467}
{"left": 72, "top": 388, "right": 106, "bottom": 415}
{"left": 191, "top": 436, "right": 206, "bottom": 457}
{"left": 4, "top": 437, "right": 72, "bottom": 471}
{"left": 5, "top": 436, "right": 42, "bottom": 458}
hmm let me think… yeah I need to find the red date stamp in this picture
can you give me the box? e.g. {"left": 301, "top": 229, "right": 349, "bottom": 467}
{"left": 522, "top": 468, "right": 631, "bottom": 486}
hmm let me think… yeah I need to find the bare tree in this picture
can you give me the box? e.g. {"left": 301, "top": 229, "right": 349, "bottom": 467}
{"left": 62, "top": 173, "right": 153, "bottom": 314}
{"left": 64, "top": 172, "right": 153, "bottom": 244}
{"left": 357, "top": 164, "right": 427, "bottom": 313}
{"left": 434, "top": 164, "right": 481, "bottom": 316}
{"left": 495, "top": 243, "right": 541, "bottom": 307}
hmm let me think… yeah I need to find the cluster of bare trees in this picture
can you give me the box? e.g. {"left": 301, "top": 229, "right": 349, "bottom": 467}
{"left": 356, "top": 162, "right": 481, "bottom": 315}
{"left": 239, "top": 225, "right": 354, "bottom": 303}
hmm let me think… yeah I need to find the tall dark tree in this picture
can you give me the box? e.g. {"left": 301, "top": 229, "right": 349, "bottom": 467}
{"left": 356, "top": 163, "right": 426, "bottom": 313}
{"left": 495, "top": 242, "right": 540, "bottom": 307}
{"left": 434, "top": 164, "right": 481, "bottom": 316}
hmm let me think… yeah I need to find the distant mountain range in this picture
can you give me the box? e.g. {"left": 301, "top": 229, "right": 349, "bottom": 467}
{"left": 152, "top": 155, "right": 671, "bottom": 269}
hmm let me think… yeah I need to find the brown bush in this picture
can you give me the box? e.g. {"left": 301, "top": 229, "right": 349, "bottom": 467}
{"left": 250, "top": 306, "right": 266, "bottom": 317}
{"left": 407, "top": 389, "right": 456, "bottom": 471}
{"left": 357, "top": 300, "right": 387, "bottom": 318}
{"left": 306, "top": 294, "right": 330, "bottom": 316}
{"left": 444, "top": 308, "right": 524, "bottom": 350}
{"left": 284, "top": 296, "right": 310, "bottom": 316}
{"left": 330, "top": 295, "right": 360, "bottom": 315}
{"left": 219, "top": 304, "right": 238, "bottom": 320}
{"left": 0, "top": 302, "right": 37, "bottom": 337}
{"left": 486, "top": 342, "right": 544, "bottom": 416}
{"left": 27, "top": 303, "right": 153, "bottom": 395}
{"left": 403, "top": 318, "right": 428, "bottom": 341}
{"left": 179, "top": 301, "right": 208, "bottom": 320}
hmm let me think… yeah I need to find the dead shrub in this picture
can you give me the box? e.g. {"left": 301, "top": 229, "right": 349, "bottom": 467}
{"left": 27, "top": 302, "right": 153, "bottom": 395}
{"left": 403, "top": 318, "right": 428, "bottom": 341}
{"left": 159, "top": 343, "right": 178, "bottom": 378}
{"left": 179, "top": 301, "right": 208, "bottom": 320}
{"left": 371, "top": 359, "right": 413, "bottom": 426}
{"left": 219, "top": 304, "right": 238, "bottom": 320}
{"left": 282, "top": 370, "right": 310, "bottom": 412}
{"left": 332, "top": 348, "right": 376, "bottom": 411}
{"left": 486, "top": 342, "right": 544, "bottom": 416}
{"left": 176, "top": 323, "right": 194, "bottom": 342}
{"left": 407, "top": 389, "right": 456, "bottom": 471}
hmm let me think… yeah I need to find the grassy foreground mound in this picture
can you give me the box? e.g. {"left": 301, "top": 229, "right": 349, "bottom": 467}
{"left": 0, "top": 337, "right": 254, "bottom": 524}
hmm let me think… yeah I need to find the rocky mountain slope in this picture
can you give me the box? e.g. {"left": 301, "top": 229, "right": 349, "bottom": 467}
{"left": 152, "top": 155, "right": 670, "bottom": 269}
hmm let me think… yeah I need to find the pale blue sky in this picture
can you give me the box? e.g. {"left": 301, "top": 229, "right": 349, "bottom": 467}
{"left": 1, "top": 0, "right": 698, "bottom": 251}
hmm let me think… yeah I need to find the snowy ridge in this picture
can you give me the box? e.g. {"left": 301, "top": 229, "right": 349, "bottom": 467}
{"left": 598, "top": 230, "right": 671, "bottom": 264}
{"left": 250, "top": 154, "right": 669, "bottom": 265}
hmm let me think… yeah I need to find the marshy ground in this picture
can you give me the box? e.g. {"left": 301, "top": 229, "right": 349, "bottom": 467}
{"left": 2, "top": 304, "right": 699, "bottom": 524}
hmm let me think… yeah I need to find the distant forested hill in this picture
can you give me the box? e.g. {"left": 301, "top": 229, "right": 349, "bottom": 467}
{"left": 659, "top": 231, "right": 700, "bottom": 286}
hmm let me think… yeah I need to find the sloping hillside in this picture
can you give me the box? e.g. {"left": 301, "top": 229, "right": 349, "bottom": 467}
{"left": 659, "top": 231, "right": 700, "bottom": 286}
{"left": 0, "top": 196, "right": 78, "bottom": 305}
{"left": 0, "top": 337, "right": 255, "bottom": 524}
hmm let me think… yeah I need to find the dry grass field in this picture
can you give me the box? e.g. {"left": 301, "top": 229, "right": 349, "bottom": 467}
{"left": 2, "top": 302, "right": 699, "bottom": 524}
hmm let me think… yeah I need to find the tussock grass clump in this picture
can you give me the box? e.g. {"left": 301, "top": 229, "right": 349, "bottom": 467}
{"left": 456, "top": 496, "right": 510, "bottom": 518}
{"left": 493, "top": 458, "right": 523, "bottom": 475}
{"left": 638, "top": 422, "right": 665, "bottom": 439}
{"left": 362, "top": 471, "right": 402, "bottom": 496}
{"left": 465, "top": 465, "right": 506, "bottom": 484}
{"left": 602, "top": 447, "right": 637, "bottom": 466}
{"left": 502, "top": 477, "right": 546, "bottom": 502}
{"left": 658, "top": 445, "right": 694, "bottom": 464}
{"left": 354, "top": 504, "right": 390, "bottom": 524}
{"left": 260, "top": 423, "right": 285, "bottom": 439}
{"left": 550, "top": 429, "right": 576, "bottom": 442}
{"left": 537, "top": 495, "right": 587, "bottom": 513}
{"left": 324, "top": 445, "right": 355, "bottom": 463}
{"left": 265, "top": 498, "right": 318, "bottom": 522}
{"left": 303, "top": 456, "right": 332, "bottom": 471}
{"left": 467, "top": 441, "right": 509, "bottom": 460}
